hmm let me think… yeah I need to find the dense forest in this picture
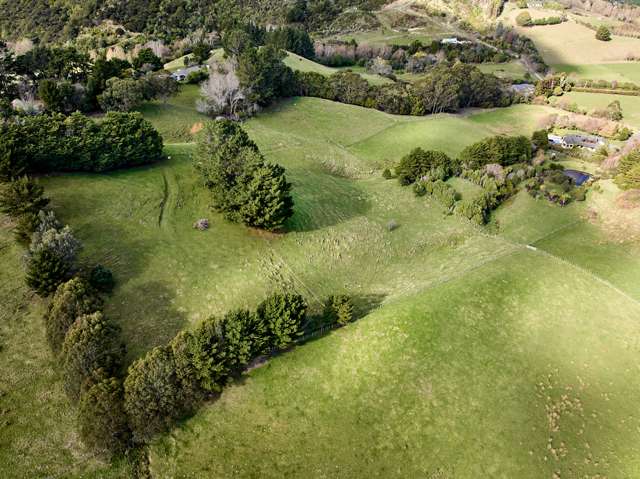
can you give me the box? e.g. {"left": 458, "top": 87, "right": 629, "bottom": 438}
{"left": 0, "top": 0, "right": 387, "bottom": 43}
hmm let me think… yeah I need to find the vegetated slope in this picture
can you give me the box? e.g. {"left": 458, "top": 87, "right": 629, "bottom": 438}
{"left": 0, "top": 227, "right": 134, "bottom": 478}
{"left": 4, "top": 95, "right": 640, "bottom": 476}
{"left": 0, "top": 0, "right": 387, "bottom": 42}
{"left": 403, "top": 0, "right": 506, "bottom": 26}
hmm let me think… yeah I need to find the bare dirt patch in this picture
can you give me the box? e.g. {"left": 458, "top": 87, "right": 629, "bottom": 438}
{"left": 190, "top": 122, "right": 204, "bottom": 135}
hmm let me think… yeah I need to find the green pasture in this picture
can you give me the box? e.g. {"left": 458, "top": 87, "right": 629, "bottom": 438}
{"left": 3, "top": 95, "right": 640, "bottom": 477}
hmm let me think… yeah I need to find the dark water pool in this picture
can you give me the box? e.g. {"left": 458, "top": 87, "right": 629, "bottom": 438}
{"left": 563, "top": 169, "right": 591, "bottom": 186}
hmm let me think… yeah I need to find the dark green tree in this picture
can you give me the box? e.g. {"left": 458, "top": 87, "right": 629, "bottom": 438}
{"left": 133, "top": 48, "right": 163, "bottom": 71}
{"left": 257, "top": 293, "right": 307, "bottom": 350}
{"left": 324, "top": 295, "right": 355, "bottom": 327}
{"left": 596, "top": 25, "right": 612, "bottom": 42}
{"left": 235, "top": 155, "right": 294, "bottom": 231}
{"left": 0, "top": 176, "right": 49, "bottom": 218}
{"left": 61, "top": 312, "right": 125, "bottom": 401}
{"left": 44, "top": 278, "right": 102, "bottom": 353}
{"left": 78, "top": 377, "right": 131, "bottom": 457}
{"left": 396, "top": 148, "right": 453, "bottom": 186}
{"left": 124, "top": 346, "right": 188, "bottom": 443}
{"left": 532, "top": 130, "right": 549, "bottom": 151}
{"left": 25, "top": 247, "right": 72, "bottom": 297}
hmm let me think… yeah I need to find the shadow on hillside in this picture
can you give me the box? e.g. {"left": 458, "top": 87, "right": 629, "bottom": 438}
{"left": 108, "top": 280, "right": 189, "bottom": 364}
{"left": 284, "top": 178, "right": 372, "bottom": 233}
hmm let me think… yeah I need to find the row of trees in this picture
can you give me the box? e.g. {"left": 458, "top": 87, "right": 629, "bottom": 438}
{"left": 296, "top": 63, "right": 512, "bottom": 116}
{"left": 0, "top": 112, "right": 164, "bottom": 179}
{"left": 195, "top": 120, "right": 294, "bottom": 231}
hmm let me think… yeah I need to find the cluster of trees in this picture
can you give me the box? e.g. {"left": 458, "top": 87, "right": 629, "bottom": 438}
{"left": 1, "top": 42, "right": 176, "bottom": 114}
{"left": 458, "top": 135, "right": 532, "bottom": 169}
{"left": 393, "top": 132, "right": 545, "bottom": 224}
{"left": 44, "top": 279, "right": 128, "bottom": 456}
{"left": 195, "top": 120, "right": 294, "bottom": 231}
{"left": 0, "top": 112, "right": 164, "bottom": 179}
{"left": 616, "top": 149, "right": 640, "bottom": 189}
{"left": 296, "top": 63, "right": 511, "bottom": 116}
{"left": 516, "top": 12, "right": 566, "bottom": 27}
{"left": 313, "top": 38, "right": 509, "bottom": 73}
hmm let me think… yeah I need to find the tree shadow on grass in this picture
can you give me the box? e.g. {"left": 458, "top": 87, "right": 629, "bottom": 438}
{"left": 106, "top": 280, "right": 189, "bottom": 364}
{"left": 284, "top": 175, "right": 372, "bottom": 233}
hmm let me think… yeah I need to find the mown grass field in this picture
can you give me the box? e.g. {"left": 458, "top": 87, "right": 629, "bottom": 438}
{"left": 2, "top": 91, "right": 640, "bottom": 477}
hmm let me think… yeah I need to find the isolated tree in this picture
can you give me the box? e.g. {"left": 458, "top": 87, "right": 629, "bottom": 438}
{"left": 0, "top": 176, "right": 49, "bottom": 218}
{"left": 61, "top": 311, "right": 125, "bottom": 401}
{"left": 44, "top": 278, "right": 102, "bottom": 353}
{"left": 78, "top": 377, "right": 131, "bottom": 457}
{"left": 196, "top": 61, "right": 254, "bottom": 119}
{"left": 596, "top": 25, "right": 612, "bottom": 41}
{"left": 324, "top": 295, "right": 355, "bottom": 327}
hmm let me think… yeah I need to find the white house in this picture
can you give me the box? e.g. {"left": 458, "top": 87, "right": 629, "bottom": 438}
{"left": 171, "top": 64, "right": 208, "bottom": 82}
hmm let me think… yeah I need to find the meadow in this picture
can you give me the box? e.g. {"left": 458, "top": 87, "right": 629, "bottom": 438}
{"left": 2, "top": 89, "right": 640, "bottom": 477}
{"left": 550, "top": 90, "right": 640, "bottom": 129}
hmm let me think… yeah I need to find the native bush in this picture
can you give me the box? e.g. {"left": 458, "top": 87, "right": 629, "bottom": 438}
{"left": 61, "top": 311, "right": 125, "bottom": 401}
{"left": 124, "top": 346, "right": 188, "bottom": 443}
{"left": 44, "top": 278, "right": 103, "bottom": 353}
{"left": 257, "top": 293, "right": 308, "bottom": 350}
{"left": 78, "top": 377, "right": 131, "bottom": 457}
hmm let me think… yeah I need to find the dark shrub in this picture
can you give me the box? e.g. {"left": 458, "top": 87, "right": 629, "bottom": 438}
{"left": 25, "top": 247, "right": 73, "bottom": 297}
{"left": 531, "top": 130, "right": 549, "bottom": 151}
{"left": 44, "top": 278, "right": 102, "bottom": 353}
{"left": 61, "top": 312, "right": 125, "bottom": 401}
{"left": 89, "top": 264, "right": 115, "bottom": 293}
{"left": 78, "top": 377, "right": 131, "bottom": 457}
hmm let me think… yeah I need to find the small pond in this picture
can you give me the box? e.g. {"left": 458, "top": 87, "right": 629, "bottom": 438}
{"left": 563, "top": 169, "right": 591, "bottom": 186}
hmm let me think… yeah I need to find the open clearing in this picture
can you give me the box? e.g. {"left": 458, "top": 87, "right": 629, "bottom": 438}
{"left": 500, "top": 5, "right": 640, "bottom": 84}
{"left": 3, "top": 93, "right": 640, "bottom": 477}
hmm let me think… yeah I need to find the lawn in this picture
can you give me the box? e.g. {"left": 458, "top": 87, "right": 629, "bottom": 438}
{"left": 476, "top": 61, "right": 529, "bottom": 80}
{"left": 3, "top": 96, "right": 640, "bottom": 477}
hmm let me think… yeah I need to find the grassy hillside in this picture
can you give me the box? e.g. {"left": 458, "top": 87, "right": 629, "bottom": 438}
{"left": 3, "top": 91, "right": 640, "bottom": 477}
